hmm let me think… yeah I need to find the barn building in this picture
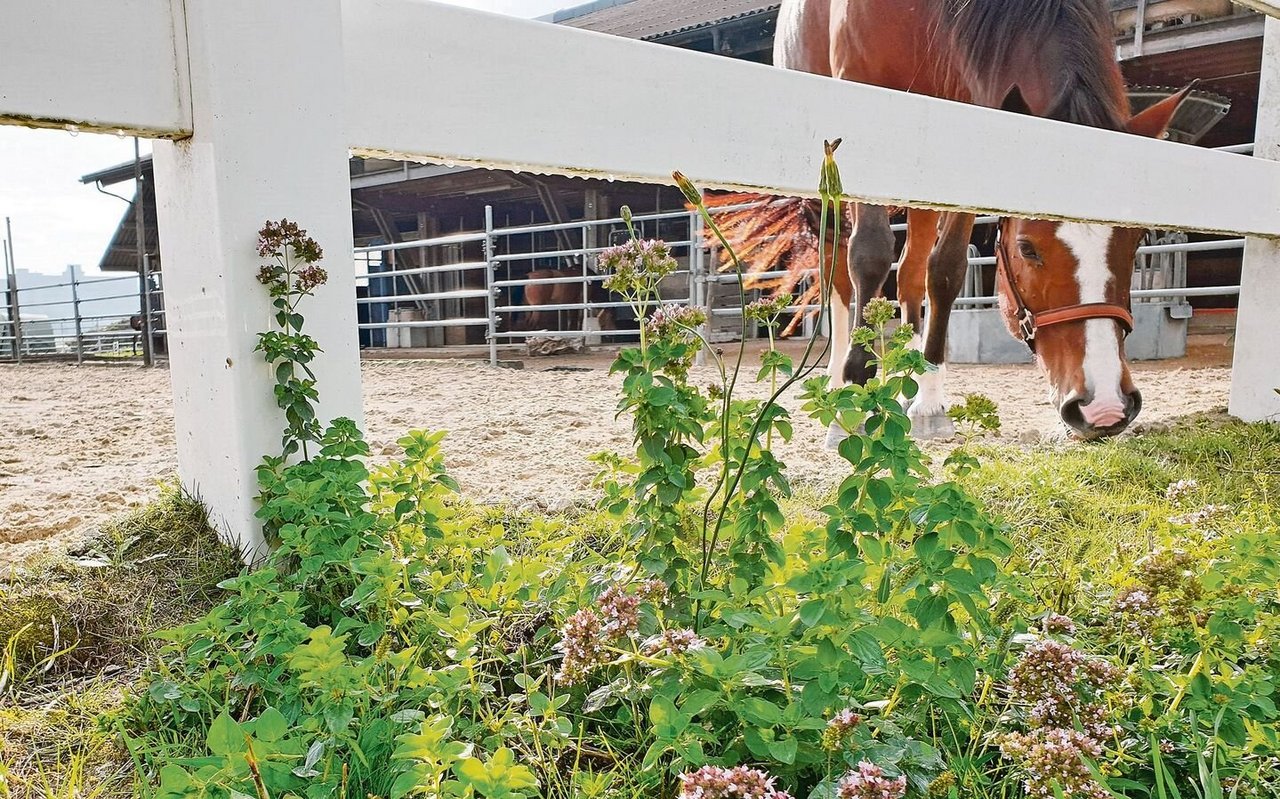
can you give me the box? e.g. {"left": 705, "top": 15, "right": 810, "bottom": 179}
{"left": 81, "top": 0, "right": 1260, "bottom": 351}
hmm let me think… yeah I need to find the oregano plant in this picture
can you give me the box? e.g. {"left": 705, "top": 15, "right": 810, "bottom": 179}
{"left": 254, "top": 219, "right": 329, "bottom": 459}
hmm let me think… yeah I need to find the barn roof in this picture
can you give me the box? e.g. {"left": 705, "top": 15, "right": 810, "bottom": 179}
{"left": 80, "top": 156, "right": 159, "bottom": 273}
{"left": 550, "top": 0, "right": 779, "bottom": 41}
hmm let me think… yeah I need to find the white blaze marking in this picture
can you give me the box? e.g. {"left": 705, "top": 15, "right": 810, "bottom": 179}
{"left": 1055, "top": 223, "right": 1123, "bottom": 405}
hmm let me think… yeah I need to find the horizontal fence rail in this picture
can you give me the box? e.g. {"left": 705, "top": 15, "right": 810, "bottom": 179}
{"left": 345, "top": 2, "right": 1280, "bottom": 237}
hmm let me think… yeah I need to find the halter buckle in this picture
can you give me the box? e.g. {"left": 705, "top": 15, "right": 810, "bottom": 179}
{"left": 1018, "top": 311, "right": 1037, "bottom": 342}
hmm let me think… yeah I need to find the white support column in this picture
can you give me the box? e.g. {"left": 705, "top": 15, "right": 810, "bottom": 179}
{"left": 153, "top": 0, "right": 361, "bottom": 558}
{"left": 1229, "top": 16, "right": 1280, "bottom": 424}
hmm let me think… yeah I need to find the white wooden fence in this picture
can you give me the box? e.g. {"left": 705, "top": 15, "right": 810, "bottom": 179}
{"left": 2, "top": 0, "right": 1278, "bottom": 556}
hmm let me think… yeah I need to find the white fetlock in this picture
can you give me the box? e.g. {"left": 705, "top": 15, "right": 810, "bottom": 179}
{"left": 907, "top": 362, "right": 954, "bottom": 439}
{"left": 907, "top": 405, "right": 956, "bottom": 440}
{"left": 825, "top": 421, "right": 846, "bottom": 450}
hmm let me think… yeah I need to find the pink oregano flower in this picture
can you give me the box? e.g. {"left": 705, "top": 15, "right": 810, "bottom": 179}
{"left": 835, "top": 761, "right": 907, "bottom": 799}
{"left": 678, "top": 765, "right": 793, "bottom": 799}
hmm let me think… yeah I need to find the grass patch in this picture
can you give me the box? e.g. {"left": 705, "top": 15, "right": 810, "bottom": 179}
{"left": 961, "top": 412, "right": 1280, "bottom": 603}
{"left": 0, "top": 488, "right": 240, "bottom": 799}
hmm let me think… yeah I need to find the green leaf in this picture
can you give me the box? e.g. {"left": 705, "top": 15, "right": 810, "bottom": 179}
{"left": 876, "top": 568, "right": 892, "bottom": 603}
{"left": 649, "top": 694, "right": 676, "bottom": 728}
{"left": 156, "top": 765, "right": 194, "bottom": 799}
{"left": 737, "top": 697, "right": 783, "bottom": 727}
{"left": 253, "top": 707, "right": 288, "bottom": 743}
{"left": 866, "top": 478, "right": 894, "bottom": 509}
{"left": 680, "top": 689, "right": 721, "bottom": 717}
{"left": 649, "top": 695, "right": 687, "bottom": 739}
{"left": 913, "top": 594, "right": 951, "bottom": 629}
{"left": 913, "top": 532, "right": 939, "bottom": 560}
{"left": 454, "top": 747, "right": 538, "bottom": 798}
{"left": 798, "top": 598, "right": 826, "bottom": 627}
{"left": 848, "top": 631, "right": 887, "bottom": 674}
{"left": 649, "top": 386, "right": 677, "bottom": 406}
{"left": 207, "top": 711, "right": 245, "bottom": 756}
{"left": 817, "top": 637, "right": 842, "bottom": 668}
{"left": 768, "top": 736, "right": 799, "bottom": 765}
{"left": 1208, "top": 614, "right": 1244, "bottom": 643}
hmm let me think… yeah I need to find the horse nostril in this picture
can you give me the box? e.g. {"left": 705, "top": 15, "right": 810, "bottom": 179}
{"left": 1060, "top": 396, "right": 1088, "bottom": 433}
{"left": 1124, "top": 390, "right": 1143, "bottom": 424}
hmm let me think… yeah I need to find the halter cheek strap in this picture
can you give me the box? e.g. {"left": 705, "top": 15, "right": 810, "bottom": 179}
{"left": 995, "top": 219, "right": 1135, "bottom": 353}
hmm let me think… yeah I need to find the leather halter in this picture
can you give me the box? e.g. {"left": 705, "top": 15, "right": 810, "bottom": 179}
{"left": 995, "top": 219, "right": 1135, "bottom": 353}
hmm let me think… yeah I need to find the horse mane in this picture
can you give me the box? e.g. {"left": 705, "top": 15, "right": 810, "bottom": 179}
{"left": 945, "top": 0, "right": 1129, "bottom": 129}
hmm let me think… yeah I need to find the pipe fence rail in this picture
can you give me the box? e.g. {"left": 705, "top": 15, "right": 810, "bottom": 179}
{"left": 352, "top": 204, "right": 1248, "bottom": 366}
{"left": 0, "top": 203, "right": 1251, "bottom": 368}
{"left": 1, "top": 269, "right": 165, "bottom": 363}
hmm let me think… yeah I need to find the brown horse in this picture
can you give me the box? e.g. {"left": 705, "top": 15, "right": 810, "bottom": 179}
{"left": 520, "top": 269, "right": 616, "bottom": 332}
{"left": 776, "top": 0, "right": 1191, "bottom": 441}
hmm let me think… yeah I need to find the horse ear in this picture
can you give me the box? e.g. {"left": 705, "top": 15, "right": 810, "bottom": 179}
{"left": 1127, "top": 81, "right": 1198, "bottom": 139}
{"left": 1000, "top": 85, "right": 1034, "bottom": 116}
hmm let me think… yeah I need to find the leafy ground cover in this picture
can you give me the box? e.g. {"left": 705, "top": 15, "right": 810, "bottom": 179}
{"left": 2, "top": 411, "right": 1275, "bottom": 799}
{"left": 2, "top": 170, "right": 1276, "bottom": 799}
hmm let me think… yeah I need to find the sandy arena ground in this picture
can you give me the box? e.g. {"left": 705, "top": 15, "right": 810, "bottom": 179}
{"left": 0, "top": 336, "right": 1235, "bottom": 563}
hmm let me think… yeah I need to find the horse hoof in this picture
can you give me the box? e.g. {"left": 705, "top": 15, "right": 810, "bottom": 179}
{"left": 908, "top": 409, "right": 956, "bottom": 440}
{"left": 825, "top": 421, "right": 846, "bottom": 450}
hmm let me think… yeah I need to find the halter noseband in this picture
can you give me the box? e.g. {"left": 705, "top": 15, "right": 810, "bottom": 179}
{"left": 995, "top": 218, "right": 1134, "bottom": 353}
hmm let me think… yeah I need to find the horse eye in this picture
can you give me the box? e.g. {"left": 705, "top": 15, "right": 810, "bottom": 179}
{"left": 1017, "top": 240, "right": 1041, "bottom": 262}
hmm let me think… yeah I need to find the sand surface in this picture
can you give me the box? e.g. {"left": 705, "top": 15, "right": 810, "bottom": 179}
{"left": 1, "top": 337, "right": 1234, "bottom": 563}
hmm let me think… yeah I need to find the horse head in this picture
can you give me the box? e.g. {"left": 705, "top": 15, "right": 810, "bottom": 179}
{"left": 994, "top": 85, "right": 1194, "bottom": 439}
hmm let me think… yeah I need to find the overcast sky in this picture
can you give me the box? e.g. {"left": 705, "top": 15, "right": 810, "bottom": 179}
{"left": 0, "top": 0, "right": 577, "bottom": 277}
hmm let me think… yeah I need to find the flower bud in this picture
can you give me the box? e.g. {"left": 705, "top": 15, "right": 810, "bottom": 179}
{"left": 671, "top": 171, "right": 703, "bottom": 206}
{"left": 820, "top": 139, "right": 844, "bottom": 199}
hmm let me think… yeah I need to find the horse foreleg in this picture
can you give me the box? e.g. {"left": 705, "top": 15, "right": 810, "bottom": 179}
{"left": 825, "top": 264, "right": 853, "bottom": 449}
{"left": 842, "top": 203, "right": 896, "bottom": 385}
{"left": 909, "top": 211, "right": 976, "bottom": 439}
{"left": 827, "top": 248, "right": 853, "bottom": 388}
{"left": 896, "top": 208, "right": 940, "bottom": 350}
{"left": 524, "top": 310, "right": 548, "bottom": 332}
{"left": 824, "top": 204, "right": 894, "bottom": 448}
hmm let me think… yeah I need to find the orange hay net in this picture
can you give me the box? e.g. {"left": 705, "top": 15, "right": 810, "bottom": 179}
{"left": 692, "top": 192, "right": 851, "bottom": 335}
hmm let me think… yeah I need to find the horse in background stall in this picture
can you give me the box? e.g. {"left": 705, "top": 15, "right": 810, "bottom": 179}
{"left": 723, "top": 0, "right": 1193, "bottom": 442}
{"left": 128, "top": 311, "right": 166, "bottom": 355}
{"left": 519, "top": 268, "right": 617, "bottom": 333}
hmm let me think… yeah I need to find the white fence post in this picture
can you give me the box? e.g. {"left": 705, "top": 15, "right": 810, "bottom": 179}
{"left": 151, "top": 0, "right": 361, "bottom": 559}
{"left": 1229, "top": 16, "right": 1280, "bottom": 424}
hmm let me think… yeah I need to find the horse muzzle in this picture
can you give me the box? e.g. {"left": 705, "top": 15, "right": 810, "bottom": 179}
{"left": 1059, "top": 389, "right": 1142, "bottom": 440}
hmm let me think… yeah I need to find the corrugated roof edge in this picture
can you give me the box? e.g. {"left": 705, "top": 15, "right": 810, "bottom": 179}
{"left": 538, "top": 0, "right": 638, "bottom": 24}
{"left": 641, "top": 4, "right": 779, "bottom": 40}
{"left": 81, "top": 155, "right": 154, "bottom": 187}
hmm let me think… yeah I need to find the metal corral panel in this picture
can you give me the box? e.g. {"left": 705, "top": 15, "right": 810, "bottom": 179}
{"left": 946, "top": 303, "right": 1192, "bottom": 364}
{"left": 946, "top": 309, "right": 1035, "bottom": 365}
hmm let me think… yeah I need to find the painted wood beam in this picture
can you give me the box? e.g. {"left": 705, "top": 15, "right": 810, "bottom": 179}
{"left": 344, "top": 1, "right": 1280, "bottom": 238}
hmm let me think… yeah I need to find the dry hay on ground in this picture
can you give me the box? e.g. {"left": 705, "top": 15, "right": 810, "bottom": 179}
{"left": 0, "top": 336, "right": 1234, "bottom": 563}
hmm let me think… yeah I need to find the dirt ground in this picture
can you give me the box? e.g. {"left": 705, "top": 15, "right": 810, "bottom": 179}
{"left": 0, "top": 334, "right": 1235, "bottom": 563}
